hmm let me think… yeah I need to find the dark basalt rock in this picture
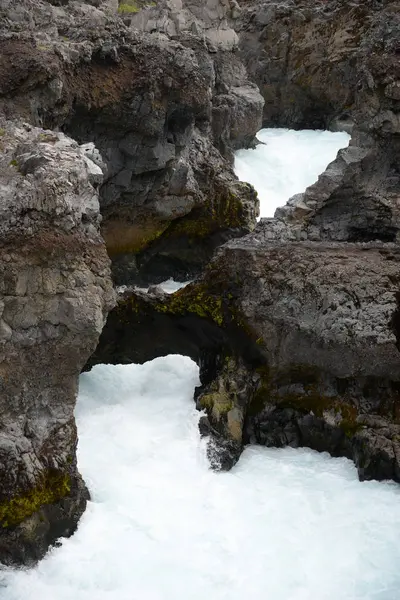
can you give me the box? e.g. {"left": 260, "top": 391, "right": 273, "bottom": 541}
{"left": 237, "top": 0, "right": 400, "bottom": 248}
{"left": 1, "top": 0, "right": 400, "bottom": 567}
{"left": 237, "top": 0, "right": 400, "bottom": 131}
{"left": 92, "top": 239, "right": 400, "bottom": 480}
{"left": 0, "top": 0, "right": 262, "bottom": 564}
{"left": 0, "top": 122, "right": 114, "bottom": 565}
{"left": 80, "top": 0, "right": 400, "bottom": 480}
{"left": 0, "top": 0, "right": 263, "bottom": 286}
{"left": 0, "top": 473, "right": 89, "bottom": 567}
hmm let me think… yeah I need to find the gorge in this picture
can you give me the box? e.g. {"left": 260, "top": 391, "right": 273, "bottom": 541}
{"left": 0, "top": 0, "right": 399, "bottom": 588}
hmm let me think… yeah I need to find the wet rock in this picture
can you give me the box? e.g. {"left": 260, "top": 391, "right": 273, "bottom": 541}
{"left": 1, "top": 1, "right": 400, "bottom": 565}
{"left": 195, "top": 356, "right": 257, "bottom": 470}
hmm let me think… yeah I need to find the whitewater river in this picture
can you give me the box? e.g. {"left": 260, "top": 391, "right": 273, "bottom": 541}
{"left": 234, "top": 128, "right": 350, "bottom": 218}
{"left": 3, "top": 356, "right": 400, "bottom": 600}
{"left": 3, "top": 131, "right": 400, "bottom": 600}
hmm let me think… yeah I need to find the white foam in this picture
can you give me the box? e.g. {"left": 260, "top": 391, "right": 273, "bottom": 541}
{"left": 234, "top": 128, "right": 350, "bottom": 218}
{"left": 117, "top": 279, "right": 191, "bottom": 296}
{"left": 3, "top": 356, "right": 400, "bottom": 600}
{"left": 156, "top": 278, "right": 191, "bottom": 294}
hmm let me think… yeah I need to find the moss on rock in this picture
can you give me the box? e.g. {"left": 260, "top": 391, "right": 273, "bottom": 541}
{"left": 200, "top": 391, "right": 233, "bottom": 416}
{"left": 197, "top": 357, "right": 251, "bottom": 444}
{"left": 155, "top": 283, "right": 225, "bottom": 326}
{"left": 0, "top": 471, "right": 71, "bottom": 528}
{"left": 103, "top": 218, "right": 171, "bottom": 258}
{"left": 118, "top": 0, "right": 156, "bottom": 13}
{"left": 118, "top": 279, "right": 235, "bottom": 327}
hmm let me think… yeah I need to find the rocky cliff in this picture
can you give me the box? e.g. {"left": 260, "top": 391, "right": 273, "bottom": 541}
{"left": 0, "top": 0, "right": 262, "bottom": 564}
{"left": 0, "top": 121, "right": 114, "bottom": 564}
{"left": 92, "top": 237, "right": 400, "bottom": 481}
{"left": 0, "top": 0, "right": 263, "bottom": 285}
{"left": 238, "top": 0, "right": 400, "bottom": 245}
{"left": 237, "top": 0, "right": 399, "bottom": 131}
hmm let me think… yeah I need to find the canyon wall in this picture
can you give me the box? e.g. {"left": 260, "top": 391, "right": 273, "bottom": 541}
{"left": 0, "top": 0, "right": 261, "bottom": 564}
{"left": 0, "top": 122, "right": 114, "bottom": 564}
{"left": 1, "top": 0, "right": 399, "bottom": 565}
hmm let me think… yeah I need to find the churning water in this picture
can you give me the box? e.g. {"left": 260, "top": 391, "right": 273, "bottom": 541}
{"left": 3, "top": 356, "right": 400, "bottom": 600}
{"left": 234, "top": 128, "right": 351, "bottom": 218}
{"left": 3, "top": 129, "right": 400, "bottom": 600}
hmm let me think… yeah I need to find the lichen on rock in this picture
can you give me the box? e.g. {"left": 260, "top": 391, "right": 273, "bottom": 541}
{"left": 0, "top": 471, "right": 71, "bottom": 529}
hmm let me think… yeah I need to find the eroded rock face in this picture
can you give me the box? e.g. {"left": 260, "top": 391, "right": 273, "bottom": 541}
{"left": 0, "top": 0, "right": 261, "bottom": 566}
{"left": 85, "top": 0, "right": 400, "bottom": 478}
{"left": 80, "top": 0, "right": 400, "bottom": 485}
{"left": 1, "top": 0, "right": 399, "bottom": 567}
{"left": 0, "top": 122, "right": 114, "bottom": 565}
{"left": 218, "top": 238, "right": 400, "bottom": 482}
{"left": 0, "top": 0, "right": 263, "bottom": 285}
{"left": 237, "top": 0, "right": 399, "bottom": 130}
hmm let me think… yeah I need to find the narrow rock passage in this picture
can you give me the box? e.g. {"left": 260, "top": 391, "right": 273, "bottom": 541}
{"left": 2, "top": 356, "right": 400, "bottom": 600}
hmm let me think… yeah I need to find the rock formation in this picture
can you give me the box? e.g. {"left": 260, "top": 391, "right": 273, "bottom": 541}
{"left": 238, "top": 0, "right": 400, "bottom": 246}
{"left": 1, "top": 0, "right": 400, "bottom": 568}
{"left": 0, "top": 0, "right": 263, "bottom": 285}
{"left": 237, "top": 0, "right": 399, "bottom": 131}
{"left": 91, "top": 0, "right": 400, "bottom": 482}
{"left": 0, "top": 0, "right": 262, "bottom": 564}
{"left": 92, "top": 237, "right": 400, "bottom": 481}
{"left": 0, "top": 121, "right": 115, "bottom": 564}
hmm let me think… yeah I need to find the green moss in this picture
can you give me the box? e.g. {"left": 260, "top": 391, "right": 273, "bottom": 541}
{"left": 155, "top": 284, "right": 225, "bottom": 326}
{"left": 118, "top": 0, "right": 140, "bottom": 13}
{"left": 118, "top": 3, "right": 139, "bottom": 12}
{"left": 117, "top": 264, "right": 257, "bottom": 338}
{"left": 0, "top": 128, "right": 5, "bottom": 137}
{"left": 38, "top": 132, "right": 58, "bottom": 143}
{"left": 0, "top": 471, "right": 71, "bottom": 528}
{"left": 118, "top": 281, "right": 227, "bottom": 326}
{"left": 117, "top": 0, "right": 155, "bottom": 15}
{"left": 200, "top": 391, "right": 233, "bottom": 416}
{"left": 9, "top": 159, "right": 18, "bottom": 167}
